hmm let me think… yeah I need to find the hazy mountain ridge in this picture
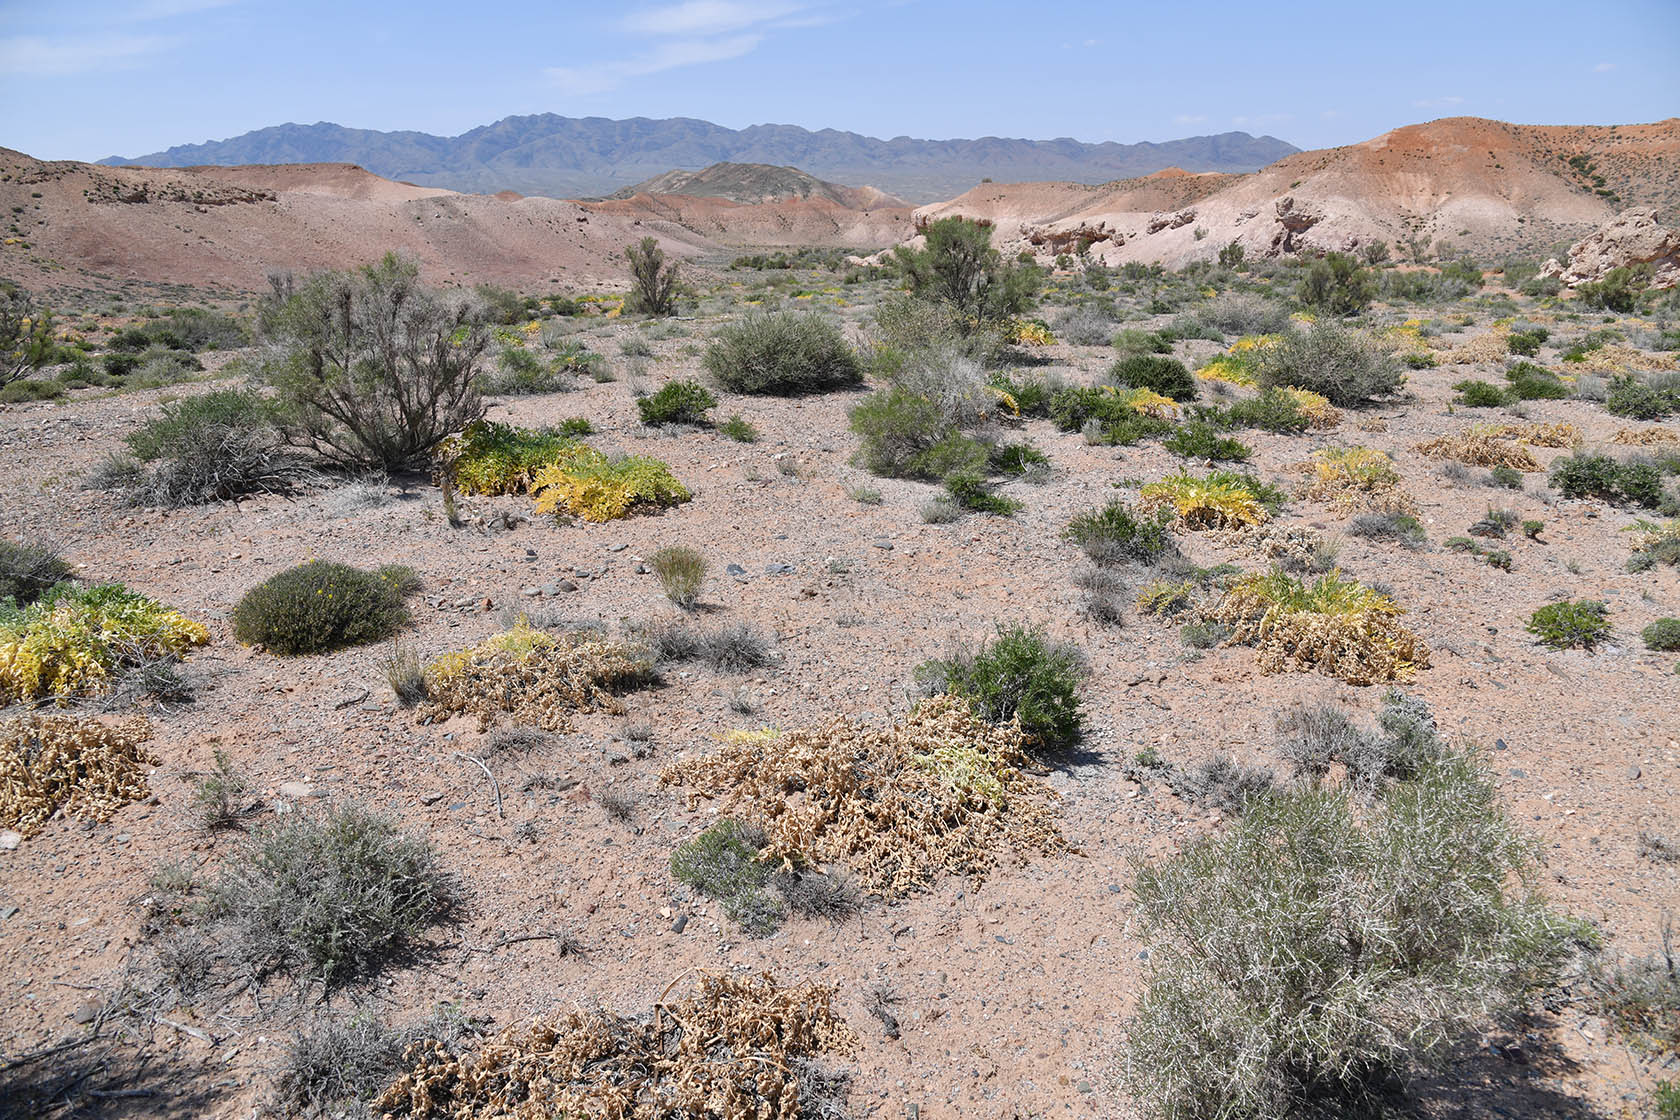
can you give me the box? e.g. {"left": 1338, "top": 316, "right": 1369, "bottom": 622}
{"left": 100, "top": 114, "right": 1300, "bottom": 202}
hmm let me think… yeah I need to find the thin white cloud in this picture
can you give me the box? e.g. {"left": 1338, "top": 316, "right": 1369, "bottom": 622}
{"left": 621, "top": 1, "right": 803, "bottom": 36}
{"left": 1412, "top": 95, "right": 1465, "bottom": 109}
{"left": 1173, "top": 113, "right": 1208, "bottom": 126}
{"left": 1592, "top": 61, "right": 1615, "bottom": 72}
{"left": 0, "top": 33, "right": 170, "bottom": 75}
{"left": 546, "top": 34, "right": 763, "bottom": 94}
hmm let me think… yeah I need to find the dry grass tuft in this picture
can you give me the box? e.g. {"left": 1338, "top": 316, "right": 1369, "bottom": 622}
{"left": 661, "top": 696, "right": 1065, "bottom": 898}
{"left": 1612, "top": 426, "right": 1680, "bottom": 447}
{"left": 1415, "top": 430, "right": 1541, "bottom": 471}
{"left": 374, "top": 971, "right": 855, "bottom": 1120}
{"left": 1207, "top": 568, "right": 1430, "bottom": 685}
{"left": 1484, "top": 421, "right": 1581, "bottom": 448}
{"left": 0, "top": 715, "right": 156, "bottom": 837}
{"left": 1299, "top": 447, "right": 1417, "bottom": 514}
{"left": 421, "top": 621, "right": 655, "bottom": 731}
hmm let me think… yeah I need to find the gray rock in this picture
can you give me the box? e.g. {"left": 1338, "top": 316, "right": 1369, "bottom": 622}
{"left": 764, "top": 562, "right": 795, "bottom": 575}
{"left": 872, "top": 539, "right": 894, "bottom": 550}
{"left": 0, "top": 830, "right": 21, "bottom": 851}
{"left": 1628, "top": 765, "right": 1642, "bottom": 781}
{"left": 607, "top": 543, "right": 628, "bottom": 552}
{"left": 279, "top": 781, "right": 318, "bottom": 799}
{"left": 522, "top": 587, "right": 540, "bottom": 597}
{"left": 725, "top": 563, "right": 747, "bottom": 577}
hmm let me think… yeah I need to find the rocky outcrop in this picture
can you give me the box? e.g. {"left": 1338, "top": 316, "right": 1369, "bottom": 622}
{"left": 1269, "top": 196, "right": 1324, "bottom": 255}
{"left": 1540, "top": 208, "right": 1680, "bottom": 289}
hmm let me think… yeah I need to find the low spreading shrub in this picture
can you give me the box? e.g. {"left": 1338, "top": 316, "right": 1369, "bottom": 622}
{"left": 637, "top": 379, "right": 717, "bottom": 426}
{"left": 423, "top": 621, "right": 656, "bottom": 731}
{"left": 111, "top": 389, "right": 304, "bottom": 506}
{"left": 1109, "top": 353, "right": 1198, "bottom": 402}
{"left": 530, "top": 446, "right": 691, "bottom": 522}
{"left": 232, "top": 561, "right": 417, "bottom": 655}
{"left": 1347, "top": 511, "right": 1426, "bottom": 548}
{"left": 1627, "top": 519, "right": 1680, "bottom": 571}
{"left": 0, "top": 584, "right": 208, "bottom": 703}
{"left": 1643, "top": 618, "right": 1680, "bottom": 651}
{"left": 669, "top": 818, "right": 783, "bottom": 936}
{"left": 208, "top": 801, "right": 461, "bottom": 985}
{"left": 0, "top": 537, "right": 71, "bottom": 605}
{"left": 1162, "top": 421, "right": 1251, "bottom": 461}
{"left": 1140, "top": 470, "right": 1278, "bottom": 529}
{"left": 914, "top": 623, "right": 1086, "bottom": 751}
{"left": 1208, "top": 568, "right": 1430, "bottom": 685}
{"left": 1302, "top": 447, "right": 1416, "bottom": 514}
{"left": 702, "top": 311, "right": 861, "bottom": 395}
{"left": 1606, "top": 374, "right": 1678, "bottom": 420}
{"left": 1550, "top": 452, "right": 1664, "bottom": 508}
{"left": 1223, "top": 386, "right": 1310, "bottom": 433}
{"left": 1454, "top": 379, "right": 1508, "bottom": 407}
{"left": 445, "top": 421, "right": 576, "bottom": 495}
{"left": 849, "top": 386, "right": 987, "bottom": 480}
{"left": 1064, "top": 500, "right": 1177, "bottom": 566}
{"left": 1527, "top": 600, "right": 1611, "bottom": 650}
{"left": 1504, "top": 361, "right": 1569, "bottom": 401}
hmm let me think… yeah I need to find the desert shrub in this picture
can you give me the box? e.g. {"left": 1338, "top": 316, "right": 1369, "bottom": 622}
{"left": 849, "top": 386, "right": 985, "bottom": 480}
{"left": 0, "top": 715, "right": 157, "bottom": 836}
{"left": 1223, "top": 386, "right": 1310, "bottom": 434}
{"left": 702, "top": 311, "right": 861, "bottom": 395}
{"left": 989, "top": 440, "right": 1050, "bottom": 476}
{"left": 1163, "top": 421, "right": 1251, "bottom": 461}
{"left": 209, "top": 801, "right": 461, "bottom": 985}
{"left": 697, "top": 622, "right": 775, "bottom": 671}
{"left": 1277, "top": 692, "right": 1446, "bottom": 795}
{"left": 1454, "top": 379, "right": 1508, "bottom": 407}
{"left": 480, "top": 345, "right": 579, "bottom": 395}
{"left": 423, "top": 622, "right": 655, "bottom": 731}
{"left": 1296, "top": 252, "right": 1374, "bottom": 316}
{"left": 637, "top": 379, "right": 716, "bottom": 426}
{"left": 717, "top": 415, "right": 758, "bottom": 443}
{"left": 1065, "top": 500, "right": 1176, "bottom": 567}
{"left": 530, "top": 446, "right": 690, "bottom": 522}
{"left": 1628, "top": 519, "right": 1680, "bottom": 571}
{"left": 1110, "top": 353, "right": 1198, "bottom": 402}
{"left": 669, "top": 818, "right": 783, "bottom": 936}
{"left": 649, "top": 546, "right": 706, "bottom": 609}
{"left": 1123, "top": 748, "right": 1582, "bottom": 1120}
{"left": 1208, "top": 568, "right": 1430, "bottom": 685}
{"left": 0, "top": 538, "right": 71, "bottom": 606}
{"left": 892, "top": 215, "right": 1042, "bottom": 326}
{"left": 1348, "top": 511, "right": 1426, "bottom": 548}
{"left": 443, "top": 421, "right": 572, "bottom": 495}
{"left": 1606, "top": 374, "right": 1678, "bottom": 420}
{"left": 1048, "top": 386, "right": 1176, "bottom": 445}
{"left": 1254, "top": 322, "right": 1404, "bottom": 407}
{"left": 1643, "top": 618, "right": 1680, "bottom": 651}
{"left": 1303, "top": 447, "right": 1415, "bottom": 514}
{"left": 1576, "top": 264, "right": 1648, "bottom": 313}
{"left": 1168, "top": 754, "right": 1277, "bottom": 814}
{"left": 870, "top": 291, "right": 1001, "bottom": 367}
{"left": 943, "top": 471, "right": 1022, "bottom": 515}
{"left": 1504, "top": 361, "right": 1569, "bottom": 401}
{"left": 111, "top": 389, "right": 304, "bottom": 506}
{"left": 914, "top": 623, "right": 1086, "bottom": 751}
{"left": 890, "top": 346, "right": 994, "bottom": 427}
{"left": 0, "top": 377, "right": 65, "bottom": 402}
{"left": 771, "top": 869, "right": 861, "bottom": 921}
{"left": 1, "top": 280, "right": 56, "bottom": 387}
{"left": 1052, "top": 303, "right": 1119, "bottom": 346}
{"left": 261, "top": 254, "right": 487, "bottom": 470}
{"left": 274, "top": 1013, "right": 424, "bottom": 1119}
{"left": 1550, "top": 452, "right": 1664, "bottom": 508}
{"left": 1527, "top": 600, "right": 1611, "bottom": 650}
{"left": 192, "top": 748, "right": 251, "bottom": 831}
{"left": 1140, "top": 470, "right": 1277, "bottom": 529}
{"left": 231, "top": 561, "right": 416, "bottom": 656}
{"left": 1506, "top": 329, "right": 1546, "bottom": 357}
{"left": 987, "top": 369, "right": 1064, "bottom": 418}
{"left": 0, "top": 584, "right": 207, "bottom": 704}
{"left": 624, "top": 236, "right": 681, "bottom": 316}
{"left": 1113, "top": 328, "right": 1175, "bottom": 357}
{"left": 1193, "top": 291, "right": 1293, "bottom": 337}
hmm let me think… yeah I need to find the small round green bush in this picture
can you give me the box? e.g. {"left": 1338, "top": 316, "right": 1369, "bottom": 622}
{"left": 914, "top": 622, "right": 1087, "bottom": 751}
{"left": 1110, "top": 353, "right": 1197, "bottom": 402}
{"left": 1455, "top": 380, "right": 1508, "bottom": 407}
{"left": 0, "top": 537, "right": 71, "bottom": 605}
{"left": 232, "top": 560, "right": 417, "bottom": 655}
{"left": 702, "top": 311, "right": 861, "bottom": 395}
{"left": 1527, "top": 600, "right": 1611, "bottom": 651}
{"left": 1256, "top": 322, "right": 1404, "bottom": 408}
{"left": 1642, "top": 618, "right": 1680, "bottom": 651}
{"left": 637, "top": 380, "right": 717, "bottom": 426}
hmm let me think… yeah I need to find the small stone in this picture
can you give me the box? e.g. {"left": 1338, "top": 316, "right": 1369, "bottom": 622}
{"left": 671, "top": 914, "right": 689, "bottom": 933}
{"left": 872, "top": 539, "right": 893, "bottom": 550}
{"left": 0, "top": 906, "right": 18, "bottom": 920}
{"left": 0, "top": 830, "right": 21, "bottom": 851}
{"left": 557, "top": 580, "right": 579, "bottom": 593}
{"left": 421, "top": 792, "right": 444, "bottom": 805}
{"left": 1494, "top": 738, "right": 1508, "bottom": 751}
{"left": 1627, "top": 765, "right": 1642, "bottom": 781}
{"left": 112, "top": 833, "right": 130, "bottom": 845}
{"left": 522, "top": 587, "right": 540, "bottom": 598}
{"left": 607, "top": 543, "right": 628, "bottom": 552}
{"left": 72, "top": 999, "right": 102, "bottom": 1025}
{"left": 279, "top": 781, "right": 317, "bottom": 799}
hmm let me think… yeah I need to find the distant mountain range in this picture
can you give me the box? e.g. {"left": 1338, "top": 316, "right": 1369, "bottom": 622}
{"left": 99, "top": 114, "right": 1300, "bottom": 202}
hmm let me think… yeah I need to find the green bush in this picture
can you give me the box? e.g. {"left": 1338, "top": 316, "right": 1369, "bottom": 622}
{"left": 1066, "top": 500, "right": 1176, "bottom": 566}
{"left": 1110, "top": 353, "right": 1198, "bottom": 402}
{"left": 1606, "top": 375, "right": 1677, "bottom": 420}
{"left": 232, "top": 560, "right": 417, "bottom": 655}
{"left": 1295, "top": 252, "right": 1374, "bottom": 316}
{"left": 891, "top": 215, "right": 1041, "bottom": 326}
{"left": 1, "top": 280, "right": 55, "bottom": 388}
{"left": 479, "top": 345, "right": 581, "bottom": 396}
{"left": 1453, "top": 379, "right": 1506, "bottom": 407}
{"left": 1642, "top": 618, "right": 1680, "bottom": 651}
{"left": 1550, "top": 452, "right": 1665, "bottom": 508}
{"left": 1527, "top": 600, "right": 1611, "bottom": 650}
{"left": 989, "top": 441, "right": 1049, "bottom": 476}
{"left": 1123, "top": 748, "right": 1582, "bottom": 1120}
{"left": 1504, "top": 362, "right": 1569, "bottom": 401}
{"left": 1163, "top": 421, "right": 1251, "bottom": 461}
{"left": 717, "top": 415, "right": 758, "bottom": 442}
{"left": 0, "top": 538, "right": 71, "bottom": 606}
{"left": 702, "top": 311, "right": 861, "bottom": 395}
{"left": 1506, "top": 329, "right": 1545, "bottom": 357}
{"left": 1254, "top": 322, "right": 1403, "bottom": 407}
{"left": 0, "top": 378, "right": 65, "bottom": 403}
{"left": 624, "top": 236, "right": 681, "bottom": 317}
{"left": 669, "top": 818, "right": 782, "bottom": 937}
{"left": 110, "top": 389, "right": 302, "bottom": 507}
{"left": 1223, "top": 387, "right": 1309, "bottom": 434}
{"left": 1048, "top": 386, "right": 1174, "bottom": 445}
{"left": 637, "top": 379, "right": 717, "bottom": 426}
{"left": 261, "top": 254, "right": 488, "bottom": 470}
{"left": 915, "top": 623, "right": 1086, "bottom": 751}
{"left": 1113, "top": 328, "right": 1175, "bottom": 357}
{"left": 1576, "top": 265, "right": 1648, "bottom": 313}
{"left": 850, "top": 386, "right": 985, "bottom": 480}
{"left": 649, "top": 546, "right": 707, "bottom": 609}
{"left": 944, "top": 471, "right": 1022, "bottom": 515}
{"left": 209, "top": 802, "right": 461, "bottom": 985}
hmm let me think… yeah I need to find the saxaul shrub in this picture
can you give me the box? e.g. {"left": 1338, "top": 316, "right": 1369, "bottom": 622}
{"left": 1254, "top": 322, "right": 1404, "bottom": 407}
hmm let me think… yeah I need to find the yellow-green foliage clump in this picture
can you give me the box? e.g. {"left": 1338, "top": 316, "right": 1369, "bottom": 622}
{"left": 1116, "top": 386, "right": 1180, "bottom": 420}
{"left": 421, "top": 621, "right": 655, "bottom": 730}
{"left": 1, "top": 715, "right": 157, "bottom": 836}
{"left": 1140, "top": 470, "right": 1270, "bottom": 529}
{"left": 1208, "top": 568, "right": 1430, "bottom": 685}
{"left": 1301, "top": 447, "right": 1416, "bottom": 514}
{"left": 1010, "top": 319, "right": 1054, "bottom": 346}
{"left": 1280, "top": 386, "right": 1341, "bottom": 428}
{"left": 444, "top": 421, "right": 579, "bottom": 496}
{"left": 1196, "top": 355, "right": 1258, "bottom": 388}
{"left": 374, "top": 971, "right": 855, "bottom": 1120}
{"left": 661, "top": 695, "right": 1064, "bottom": 897}
{"left": 531, "top": 445, "right": 691, "bottom": 523}
{"left": 0, "top": 584, "right": 208, "bottom": 704}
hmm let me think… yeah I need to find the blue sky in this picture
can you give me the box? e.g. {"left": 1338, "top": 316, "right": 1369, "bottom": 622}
{"left": 1, "top": 0, "right": 1675, "bottom": 161}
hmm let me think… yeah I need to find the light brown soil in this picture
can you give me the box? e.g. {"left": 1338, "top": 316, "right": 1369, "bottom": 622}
{"left": 0, "top": 299, "right": 1675, "bottom": 1118}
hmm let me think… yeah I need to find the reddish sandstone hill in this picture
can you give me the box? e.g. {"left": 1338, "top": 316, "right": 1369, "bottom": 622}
{"left": 908, "top": 117, "right": 1680, "bottom": 267}
{"left": 0, "top": 149, "right": 721, "bottom": 294}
